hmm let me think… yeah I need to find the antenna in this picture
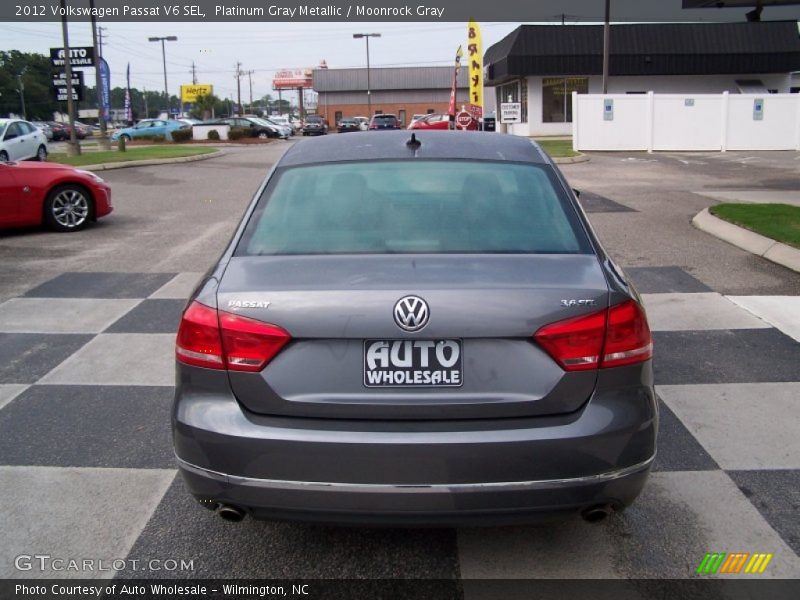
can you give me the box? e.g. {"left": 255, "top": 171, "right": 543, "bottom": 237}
{"left": 406, "top": 132, "right": 421, "bottom": 148}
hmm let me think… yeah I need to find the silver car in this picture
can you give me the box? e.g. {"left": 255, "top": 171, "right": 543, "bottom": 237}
{"left": 173, "top": 131, "right": 657, "bottom": 525}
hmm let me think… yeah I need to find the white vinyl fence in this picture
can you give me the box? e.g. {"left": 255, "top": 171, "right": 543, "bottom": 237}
{"left": 572, "top": 92, "right": 800, "bottom": 152}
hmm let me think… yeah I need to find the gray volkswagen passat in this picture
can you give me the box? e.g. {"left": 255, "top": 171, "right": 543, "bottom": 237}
{"left": 173, "top": 131, "right": 657, "bottom": 525}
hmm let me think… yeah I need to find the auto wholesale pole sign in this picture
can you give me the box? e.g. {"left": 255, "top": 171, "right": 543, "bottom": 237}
{"left": 51, "top": 71, "right": 84, "bottom": 102}
{"left": 50, "top": 47, "right": 95, "bottom": 68}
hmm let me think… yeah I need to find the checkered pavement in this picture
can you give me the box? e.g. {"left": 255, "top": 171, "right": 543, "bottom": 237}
{"left": 0, "top": 268, "right": 798, "bottom": 581}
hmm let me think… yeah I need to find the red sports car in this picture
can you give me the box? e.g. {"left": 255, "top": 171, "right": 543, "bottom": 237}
{"left": 407, "top": 113, "right": 479, "bottom": 131}
{"left": 0, "top": 160, "right": 112, "bottom": 232}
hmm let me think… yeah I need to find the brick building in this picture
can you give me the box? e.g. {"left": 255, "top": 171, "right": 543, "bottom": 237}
{"left": 313, "top": 66, "right": 469, "bottom": 127}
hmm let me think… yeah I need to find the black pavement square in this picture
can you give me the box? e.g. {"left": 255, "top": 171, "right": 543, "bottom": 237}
{"left": 652, "top": 398, "right": 719, "bottom": 472}
{"left": 24, "top": 272, "right": 176, "bottom": 299}
{"left": 578, "top": 192, "right": 636, "bottom": 213}
{"left": 0, "top": 333, "right": 92, "bottom": 384}
{"left": 106, "top": 299, "right": 186, "bottom": 334}
{"left": 625, "top": 267, "right": 712, "bottom": 294}
{"left": 117, "top": 477, "right": 462, "bottom": 580}
{"left": 653, "top": 329, "right": 800, "bottom": 385}
{"left": 728, "top": 470, "right": 800, "bottom": 555}
{"left": 0, "top": 385, "right": 174, "bottom": 469}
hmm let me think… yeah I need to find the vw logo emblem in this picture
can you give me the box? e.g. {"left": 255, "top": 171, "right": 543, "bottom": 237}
{"left": 393, "top": 296, "right": 430, "bottom": 332}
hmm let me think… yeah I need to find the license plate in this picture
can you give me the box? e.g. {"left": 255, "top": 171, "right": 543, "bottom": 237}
{"left": 363, "top": 339, "right": 463, "bottom": 388}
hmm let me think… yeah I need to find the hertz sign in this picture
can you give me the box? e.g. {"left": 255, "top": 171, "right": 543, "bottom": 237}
{"left": 180, "top": 84, "right": 213, "bottom": 103}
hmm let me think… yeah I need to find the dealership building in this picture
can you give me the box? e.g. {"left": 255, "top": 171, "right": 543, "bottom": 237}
{"left": 312, "top": 66, "right": 468, "bottom": 126}
{"left": 485, "top": 21, "right": 800, "bottom": 136}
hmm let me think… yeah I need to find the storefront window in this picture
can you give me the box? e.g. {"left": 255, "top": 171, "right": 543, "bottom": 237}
{"left": 542, "top": 77, "right": 588, "bottom": 123}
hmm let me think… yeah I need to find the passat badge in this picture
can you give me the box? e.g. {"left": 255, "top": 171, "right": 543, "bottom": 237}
{"left": 227, "top": 299, "right": 271, "bottom": 309}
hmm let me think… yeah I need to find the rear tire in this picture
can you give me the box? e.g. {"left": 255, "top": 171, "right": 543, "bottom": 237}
{"left": 120, "top": 134, "right": 131, "bottom": 142}
{"left": 36, "top": 145, "right": 48, "bottom": 162}
{"left": 44, "top": 184, "right": 93, "bottom": 232}
{"left": 0, "top": 150, "right": 8, "bottom": 162}
{"left": 258, "top": 132, "right": 269, "bottom": 140}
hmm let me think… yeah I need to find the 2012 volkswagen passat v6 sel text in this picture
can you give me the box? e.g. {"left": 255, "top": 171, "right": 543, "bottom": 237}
{"left": 173, "top": 131, "right": 657, "bottom": 525}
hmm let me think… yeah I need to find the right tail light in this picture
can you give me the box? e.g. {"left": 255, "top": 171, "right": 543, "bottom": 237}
{"left": 533, "top": 300, "right": 652, "bottom": 371}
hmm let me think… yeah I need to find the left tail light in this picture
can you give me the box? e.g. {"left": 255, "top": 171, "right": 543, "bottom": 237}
{"left": 176, "top": 301, "right": 291, "bottom": 372}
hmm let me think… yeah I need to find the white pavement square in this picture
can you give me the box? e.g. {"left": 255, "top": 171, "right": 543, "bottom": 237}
{"left": 0, "top": 298, "right": 141, "bottom": 334}
{"left": 641, "top": 293, "right": 770, "bottom": 331}
{"left": 0, "top": 384, "right": 28, "bottom": 411}
{"left": 658, "top": 383, "right": 800, "bottom": 470}
{"left": 727, "top": 296, "right": 800, "bottom": 343}
{"left": 0, "top": 466, "right": 175, "bottom": 579}
{"left": 38, "top": 334, "right": 176, "bottom": 386}
{"left": 457, "top": 471, "right": 800, "bottom": 579}
{"left": 149, "top": 272, "right": 204, "bottom": 300}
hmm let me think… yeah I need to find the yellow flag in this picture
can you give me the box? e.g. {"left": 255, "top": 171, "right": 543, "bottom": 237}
{"left": 467, "top": 20, "right": 483, "bottom": 119}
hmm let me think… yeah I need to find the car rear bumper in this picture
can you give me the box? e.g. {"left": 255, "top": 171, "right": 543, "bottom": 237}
{"left": 173, "top": 365, "right": 657, "bottom": 525}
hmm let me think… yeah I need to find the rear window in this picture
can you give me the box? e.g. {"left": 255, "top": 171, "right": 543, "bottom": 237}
{"left": 236, "top": 160, "right": 591, "bottom": 256}
{"left": 373, "top": 116, "right": 397, "bottom": 124}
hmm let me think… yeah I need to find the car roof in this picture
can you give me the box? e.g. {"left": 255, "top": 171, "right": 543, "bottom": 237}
{"left": 279, "top": 130, "right": 548, "bottom": 167}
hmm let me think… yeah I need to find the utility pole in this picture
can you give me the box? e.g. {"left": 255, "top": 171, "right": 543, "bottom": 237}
{"left": 190, "top": 61, "right": 197, "bottom": 85}
{"left": 60, "top": 0, "right": 80, "bottom": 157}
{"left": 90, "top": 0, "right": 110, "bottom": 149}
{"left": 234, "top": 62, "right": 243, "bottom": 116}
{"left": 148, "top": 35, "right": 178, "bottom": 116}
{"left": 143, "top": 87, "right": 149, "bottom": 119}
{"left": 17, "top": 74, "right": 26, "bottom": 120}
{"left": 245, "top": 70, "right": 254, "bottom": 114}
{"left": 98, "top": 26, "right": 107, "bottom": 55}
{"left": 602, "top": 0, "right": 611, "bottom": 94}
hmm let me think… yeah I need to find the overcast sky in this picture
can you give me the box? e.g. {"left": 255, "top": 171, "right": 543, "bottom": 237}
{"left": 0, "top": 21, "right": 522, "bottom": 102}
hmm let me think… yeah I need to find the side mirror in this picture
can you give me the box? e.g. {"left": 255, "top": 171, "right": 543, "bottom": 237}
{"left": 573, "top": 188, "right": 581, "bottom": 198}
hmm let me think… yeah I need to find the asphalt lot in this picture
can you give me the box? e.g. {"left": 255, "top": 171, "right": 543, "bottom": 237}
{"left": 0, "top": 141, "right": 798, "bottom": 584}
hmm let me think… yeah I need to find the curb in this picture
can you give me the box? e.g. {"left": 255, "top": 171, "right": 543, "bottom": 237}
{"left": 692, "top": 208, "right": 800, "bottom": 273}
{"left": 75, "top": 149, "right": 223, "bottom": 172}
{"left": 554, "top": 153, "right": 590, "bottom": 164}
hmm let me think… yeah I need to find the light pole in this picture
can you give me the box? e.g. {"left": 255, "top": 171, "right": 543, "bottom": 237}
{"left": 148, "top": 35, "right": 178, "bottom": 115}
{"left": 353, "top": 33, "right": 381, "bottom": 117}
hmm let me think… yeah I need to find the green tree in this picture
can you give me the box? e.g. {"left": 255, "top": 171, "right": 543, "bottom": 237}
{"left": 0, "top": 50, "right": 61, "bottom": 119}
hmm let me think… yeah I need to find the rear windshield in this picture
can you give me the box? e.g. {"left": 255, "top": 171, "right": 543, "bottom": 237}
{"left": 373, "top": 116, "right": 397, "bottom": 124}
{"left": 236, "top": 160, "right": 591, "bottom": 255}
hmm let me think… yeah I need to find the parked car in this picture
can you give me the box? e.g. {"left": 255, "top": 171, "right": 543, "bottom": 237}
{"left": 224, "top": 117, "right": 287, "bottom": 139}
{"left": 302, "top": 115, "right": 328, "bottom": 136}
{"left": 407, "top": 113, "right": 451, "bottom": 130}
{"left": 173, "top": 131, "right": 656, "bottom": 526}
{"left": 31, "top": 121, "right": 54, "bottom": 141}
{"left": 0, "top": 119, "right": 49, "bottom": 162}
{"left": 47, "top": 121, "right": 86, "bottom": 141}
{"left": 337, "top": 118, "right": 360, "bottom": 133}
{"left": 289, "top": 116, "right": 302, "bottom": 131}
{"left": 269, "top": 115, "right": 295, "bottom": 133}
{"left": 409, "top": 113, "right": 479, "bottom": 131}
{"left": 368, "top": 114, "right": 401, "bottom": 130}
{"left": 177, "top": 118, "right": 201, "bottom": 128}
{"left": 111, "top": 119, "right": 187, "bottom": 142}
{"left": 410, "top": 114, "right": 426, "bottom": 124}
{"left": 0, "top": 160, "right": 112, "bottom": 231}
{"left": 72, "top": 120, "right": 96, "bottom": 137}
{"left": 353, "top": 116, "right": 369, "bottom": 131}
{"left": 262, "top": 117, "right": 293, "bottom": 138}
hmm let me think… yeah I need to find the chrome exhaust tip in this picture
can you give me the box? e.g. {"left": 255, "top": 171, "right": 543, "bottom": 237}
{"left": 581, "top": 504, "right": 613, "bottom": 523}
{"left": 217, "top": 504, "right": 246, "bottom": 522}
